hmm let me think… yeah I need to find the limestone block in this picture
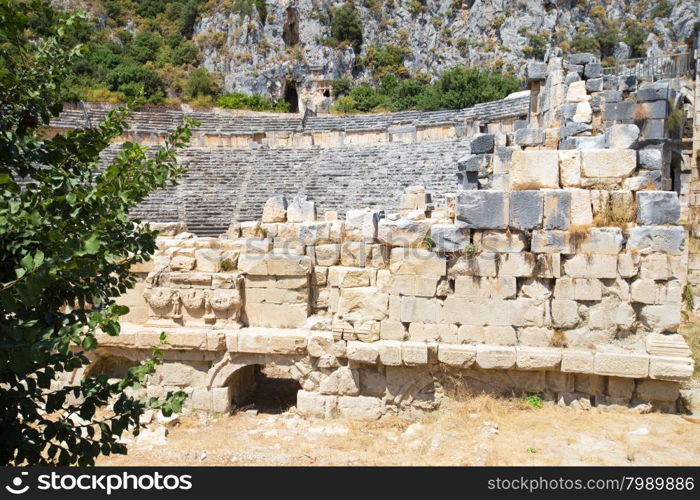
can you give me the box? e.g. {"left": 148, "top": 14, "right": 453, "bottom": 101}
{"left": 298, "top": 222, "right": 333, "bottom": 246}
{"left": 498, "top": 253, "right": 535, "bottom": 277}
{"left": 485, "top": 325, "right": 517, "bottom": 345}
{"left": 607, "top": 124, "right": 639, "bottom": 149}
{"left": 319, "top": 367, "right": 360, "bottom": 396}
{"left": 377, "top": 218, "right": 431, "bottom": 247}
{"left": 519, "top": 278, "right": 553, "bottom": 300}
{"left": 456, "top": 190, "right": 508, "bottom": 229}
{"left": 636, "top": 191, "right": 680, "bottom": 225}
{"left": 437, "top": 344, "right": 477, "bottom": 368}
{"left": 561, "top": 350, "right": 594, "bottom": 373}
{"left": 245, "top": 287, "right": 307, "bottom": 304}
{"left": 475, "top": 345, "right": 516, "bottom": 370}
{"left": 315, "top": 244, "right": 340, "bottom": 266}
{"left": 474, "top": 230, "right": 527, "bottom": 253}
{"left": 648, "top": 356, "right": 694, "bottom": 381}
{"left": 607, "top": 376, "right": 635, "bottom": 398}
{"left": 509, "top": 190, "right": 543, "bottom": 231}
{"left": 245, "top": 302, "right": 308, "bottom": 328}
{"left": 389, "top": 248, "right": 446, "bottom": 276}
{"left": 580, "top": 149, "right": 636, "bottom": 178}
{"left": 337, "top": 287, "right": 388, "bottom": 321}
{"left": 430, "top": 224, "right": 470, "bottom": 253}
{"left": 443, "top": 298, "right": 493, "bottom": 326}
{"left": 400, "top": 296, "right": 444, "bottom": 323}
{"left": 226, "top": 237, "right": 272, "bottom": 254}
{"left": 573, "top": 278, "right": 602, "bottom": 301}
{"left": 558, "top": 150, "right": 581, "bottom": 188}
{"left": 630, "top": 279, "right": 657, "bottom": 304}
{"left": 448, "top": 253, "right": 497, "bottom": 277}
{"left": 566, "top": 80, "right": 588, "bottom": 102}
{"left": 376, "top": 340, "right": 402, "bottom": 366}
{"left": 639, "top": 254, "right": 679, "bottom": 280}
{"left": 458, "top": 154, "right": 492, "bottom": 176}
{"left": 562, "top": 254, "right": 617, "bottom": 278}
{"left": 454, "top": 276, "right": 516, "bottom": 300}
{"left": 553, "top": 277, "right": 574, "bottom": 299}
{"left": 171, "top": 255, "right": 196, "bottom": 271}
{"left": 639, "top": 304, "right": 680, "bottom": 332}
{"left": 509, "top": 298, "right": 546, "bottom": 327}
{"left": 510, "top": 151, "right": 559, "bottom": 190}
{"left": 286, "top": 195, "right": 316, "bottom": 223}
{"left": 638, "top": 149, "right": 662, "bottom": 170}
{"left": 340, "top": 241, "right": 371, "bottom": 267}
{"left": 337, "top": 395, "right": 384, "bottom": 420}
{"left": 573, "top": 101, "right": 592, "bottom": 123}
{"left": 267, "top": 330, "right": 308, "bottom": 354}
{"left": 470, "top": 134, "right": 495, "bottom": 154}
{"left": 635, "top": 379, "right": 679, "bottom": 402}
{"left": 569, "top": 189, "right": 593, "bottom": 226}
{"left": 543, "top": 190, "right": 570, "bottom": 230}
{"left": 297, "top": 390, "right": 336, "bottom": 418}
{"left": 194, "top": 249, "right": 221, "bottom": 272}
{"left": 534, "top": 254, "right": 561, "bottom": 279}
{"left": 627, "top": 226, "right": 685, "bottom": 255}
{"left": 517, "top": 327, "right": 552, "bottom": 347}
{"left": 401, "top": 342, "right": 429, "bottom": 366}
{"left": 457, "top": 325, "right": 485, "bottom": 343}
{"left": 391, "top": 275, "right": 440, "bottom": 297}
{"left": 515, "top": 127, "right": 546, "bottom": 146}
{"left": 546, "top": 371, "right": 575, "bottom": 393}
{"left": 552, "top": 299, "right": 580, "bottom": 328}
{"left": 594, "top": 352, "right": 649, "bottom": 378}
{"left": 328, "top": 266, "right": 374, "bottom": 288}
{"left": 516, "top": 347, "right": 562, "bottom": 370}
{"left": 345, "top": 209, "right": 380, "bottom": 241}
{"left": 346, "top": 341, "right": 379, "bottom": 364}
{"left": 262, "top": 196, "right": 287, "bottom": 223}
{"left": 617, "top": 252, "right": 640, "bottom": 278}
{"left": 577, "top": 228, "right": 623, "bottom": 254}
{"left": 531, "top": 230, "right": 571, "bottom": 254}
{"left": 308, "top": 332, "right": 335, "bottom": 357}
{"left": 380, "top": 320, "right": 407, "bottom": 341}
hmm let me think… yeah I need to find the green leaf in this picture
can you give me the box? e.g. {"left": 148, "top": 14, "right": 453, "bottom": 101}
{"left": 84, "top": 234, "right": 101, "bottom": 254}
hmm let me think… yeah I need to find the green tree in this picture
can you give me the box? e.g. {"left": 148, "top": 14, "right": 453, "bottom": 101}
{"left": 0, "top": 0, "right": 193, "bottom": 465}
{"left": 107, "top": 62, "right": 166, "bottom": 102}
{"left": 419, "top": 67, "right": 519, "bottom": 111}
{"left": 184, "top": 66, "right": 217, "bottom": 99}
{"left": 331, "top": 77, "right": 352, "bottom": 97}
{"left": 330, "top": 3, "right": 363, "bottom": 52}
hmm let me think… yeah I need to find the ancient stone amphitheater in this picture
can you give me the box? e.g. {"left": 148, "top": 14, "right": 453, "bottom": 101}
{"left": 51, "top": 53, "right": 700, "bottom": 419}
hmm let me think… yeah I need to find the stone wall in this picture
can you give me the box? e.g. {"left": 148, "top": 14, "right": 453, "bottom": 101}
{"left": 48, "top": 96, "right": 529, "bottom": 150}
{"left": 57, "top": 52, "right": 699, "bottom": 419}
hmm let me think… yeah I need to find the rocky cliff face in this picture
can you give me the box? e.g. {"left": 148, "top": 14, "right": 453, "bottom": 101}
{"left": 194, "top": 0, "right": 698, "bottom": 102}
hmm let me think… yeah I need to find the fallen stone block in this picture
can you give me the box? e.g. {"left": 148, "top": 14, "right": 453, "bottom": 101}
{"left": 261, "top": 195, "right": 287, "bottom": 222}
{"left": 286, "top": 195, "right": 316, "bottom": 223}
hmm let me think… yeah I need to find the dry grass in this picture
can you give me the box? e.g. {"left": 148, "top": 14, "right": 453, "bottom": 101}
{"left": 593, "top": 194, "right": 637, "bottom": 229}
{"left": 511, "top": 182, "right": 544, "bottom": 191}
{"left": 97, "top": 393, "right": 700, "bottom": 466}
{"left": 566, "top": 224, "right": 592, "bottom": 252}
{"left": 550, "top": 329, "right": 568, "bottom": 347}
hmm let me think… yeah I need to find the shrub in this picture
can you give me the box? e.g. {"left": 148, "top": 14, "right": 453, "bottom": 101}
{"left": 330, "top": 3, "right": 363, "bottom": 52}
{"left": 525, "top": 33, "right": 547, "bottom": 60}
{"left": 622, "top": 23, "right": 646, "bottom": 58}
{"left": 650, "top": 0, "right": 672, "bottom": 19}
{"left": 172, "top": 40, "right": 200, "bottom": 65}
{"left": 216, "top": 92, "right": 290, "bottom": 112}
{"left": 331, "top": 96, "right": 358, "bottom": 114}
{"left": 107, "top": 63, "right": 166, "bottom": 102}
{"left": 419, "top": 67, "right": 519, "bottom": 111}
{"left": 331, "top": 77, "right": 352, "bottom": 97}
{"left": 570, "top": 34, "right": 599, "bottom": 54}
{"left": 184, "top": 67, "right": 217, "bottom": 99}
{"left": 595, "top": 28, "right": 619, "bottom": 58}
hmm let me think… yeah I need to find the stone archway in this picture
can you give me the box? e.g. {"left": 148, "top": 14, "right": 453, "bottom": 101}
{"left": 283, "top": 80, "right": 299, "bottom": 113}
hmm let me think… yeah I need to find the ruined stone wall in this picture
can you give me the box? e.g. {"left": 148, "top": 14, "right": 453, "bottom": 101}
{"left": 59, "top": 53, "right": 699, "bottom": 419}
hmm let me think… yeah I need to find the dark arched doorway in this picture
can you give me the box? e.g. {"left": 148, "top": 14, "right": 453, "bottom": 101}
{"left": 284, "top": 80, "right": 299, "bottom": 113}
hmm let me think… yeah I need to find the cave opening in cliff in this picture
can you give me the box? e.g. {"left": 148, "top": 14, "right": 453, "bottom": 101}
{"left": 284, "top": 80, "right": 299, "bottom": 113}
{"left": 282, "top": 7, "right": 300, "bottom": 47}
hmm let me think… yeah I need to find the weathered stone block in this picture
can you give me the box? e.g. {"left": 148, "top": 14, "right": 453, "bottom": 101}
{"left": 297, "top": 391, "right": 336, "bottom": 418}
{"left": 636, "top": 191, "right": 680, "bottom": 225}
{"left": 448, "top": 252, "right": 497, "bottom": 277}
{"left": 640, "top": 304, "right": 680, "bottom": 332}
{"left": 648, "top": 356, "right": 694, "bottom": 381}
{"left": 514, "top": 128, "right": 546, "bottom": 147}
{"left": 391, "top": 274, "right": 440, "bottom": 297}
{"left": 594, "top": 352, "right": 649, "bottom": 378}
{"left": 389, "top": 248, "right": 446, "bottom": 276}
{"left": 561, "top": 350, "right": 594, "bottom": 373}
{"left": 245, "top": 303, "right": 309, "bottom": 328}
{"left": 344, "top": 209, "right": 379, "bottom": 241}
{"left": 454, "top": 276, "right": 516, "bottom": 300}
{"left": 607, "top": 124, "right": 639, "bottom": 149}
{"left": 470, "top": 134, "right": 495, "bottom": 154}
{"left": 380, "top": 320, "right": 407, "bottom": 341}
{"left": 558, "top": 150, "right": 581, "bottom": 188}
{"left": 628, "top": 226, "right": 684, "bottom": 256}
{"left": 543, "top": 190, "right": 571, "bottom": 230}
{"left": 456, "top": 190, "right": 508, "bottom": 229}
{"left": 337, "top": 287, "right": 388, "bottom": 321}
{"left": 498, "top": 253, "right": 535, "bottom": 277}
{"left": 378, "top": 218, "right": 431, "bottom": 247}
{"left": 286, "top": 195, "right": 316, "bottom": 223}
{"left": 346, "top": 341, "right": 379, "bottom": 364}
{"left": 531, "top": 230, "right": 571, "bottom": 254}
{"left": 261, "top": 195, "right": 287, "bottom": 223}
{"left": 437, "top": 344, "right": 477, "bottom": 368}
{"left": 552, "top": 299, "right": 580, "bottom": 328}
{"left": 401, "top": 341, "right": 430, "bottom": 366}
{"left": 430, "top": 224, "right": 469, "bottom": 253}
{"left": 509, "top": 190, "right": 543, "bottom": 231}
{"left": 637, "top": 149, "right": 663, "bottom": 171}
{"left": 635, "top": 379, "right": 679, "bottom": 403}
{"left": 562, "top": 254, "right": 617, "bottom": 278}
{"left": 510, "top": 151, "right": 559, "bottom": 190}
{"left": 337, "top": 395, "right": 384, "bottom": 420}
{"left": 516, "top": 347, "right": 562, "bottom": 370}
{"left": 474, "top": 230, "right": 527, "bottom": 253}
{"left": 476, "top": 345, "right": 516, "bottom": 370}
{"left": 581, "top": 149, "right": 636, "bottom": 178}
